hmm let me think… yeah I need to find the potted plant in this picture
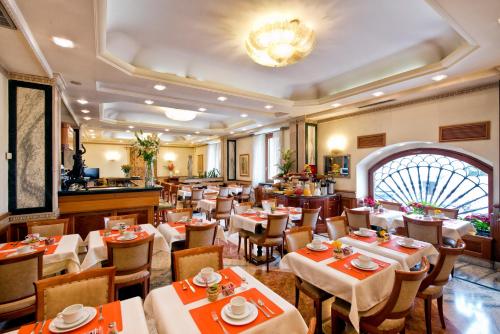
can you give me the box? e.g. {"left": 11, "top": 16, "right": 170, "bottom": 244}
{"left": 133, "top": 131, "right": 160, "bottom": 188}
{"left": 276, "top": 149, "right": 294, "bottom": 177}
{"left": 120, "top": 164, "right": 131, "bottom": 178}
{"left": 463, "top": 214, "right": 491, "bottom": 237}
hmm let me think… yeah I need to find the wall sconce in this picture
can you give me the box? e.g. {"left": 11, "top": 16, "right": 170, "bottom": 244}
{"left": 105, "top": 151, "right": 121, "bottom": 161}
{"left": 328, "top": 135, "right": 347, "bottom": 155}
{"left": 163, "top": 152, "right": 176, "bottom": 161}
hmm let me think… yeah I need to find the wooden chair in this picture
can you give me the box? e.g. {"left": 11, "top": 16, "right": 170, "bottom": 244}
{"left": 331, "top": 257, "right": 430, "bottom": 334}
{"left": 186, "top": 223, "right": 218, "bottom": 249}
{"left": 104, "top": 214, "right": 139, "bottom": 230}
{"left": 166, "top": 208, "right": 193, "bottom": 223}
{"left": 190, "top": 188, "right": 204, "bottom": 209}
{"left": 163, "top": 183, "right": 171, "bottom": 202}
{"left": 234, "top": 202, "right": 253, "bottom": 259}
{"left": 254, "top": 186, "right": 264, "bottom": 207}
{"left": 378, "top": 200, "right": 403, "bottom": 212}
{"left": 105, "top": 234, "right": 154, "bottom": 299}
{"left": 417, "top": 240, "right": 465, "bottom": 334}
{"left": 403, "top": 215, "right": 443, "bottom": 247}
{"left": 249, "top": 213, "right": 288, "bottom": 272}
{"left": 212, "top": 197, "right": 234, "bottom": 229}
{"left": 238, "top": 186, "right": 252, "bottom": 202}
{"left": 285, "top": 226, "right": 330, "bottom": 334}
{"left": 345, "top": 207, "right": 371, "bottom": 230}
{"left": 298, "top": 207, "right": 321, "bottom": 232}
{"left": 325, "top": 216, "right": 348, "bottom": 240}
{"left": 170, "top": 184, "right": 179, "bottom": 206}
{"left": 424, "top": 206, "right": 459, "bottom": 219}
{"left": 0, "top": 250, "right": 44, "bottom": 321}
{"left": 172, "top": 245, "right": 223, "bottom": 281}
{"left": 34, "top": 267, "right": 116, "bottom": 321}
{"left": 27, "top": 218, "right": 70, "bottom": 237}
{"left": 308, "top": 317, "right": 317, "bottom": 334}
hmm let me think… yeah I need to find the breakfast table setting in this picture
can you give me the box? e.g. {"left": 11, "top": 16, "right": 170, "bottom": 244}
{"left": 158, "top": 217, "right": 227, "bottom": 247}
{"left": 144, "top": 265, "right": 308, "bottom": 334}
{"left": 81, "top": 223, "right": 170, "bottom": 271}
{"left": 280, "top": 237, "right": 401, "bottom": 332}
{"left": 9, "top": 296, "right": 148, "bottom": 334}
{"left": 0, "top": 233, "right": 84, "bottom": 276}
{"left": 228, "top": 207, "right": 302, "bottom": 235}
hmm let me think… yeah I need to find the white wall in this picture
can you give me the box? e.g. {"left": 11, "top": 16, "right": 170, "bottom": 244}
{"left": 83, "top": 143, "right": 130, "bottom": 178}
{"left": 317, "top": 86, "right": 499, "bottom": 201}
{"left": 236, "top": 136, "right": 253, "bottom": 181}
{"left": 194, "top": 145, "right": 208, "bottom": 175}
{"left": 158, "top": 146, "right": 195, "bottom": 176}
{"left": 0, "top": 71, "right": 8, "bottom": 213}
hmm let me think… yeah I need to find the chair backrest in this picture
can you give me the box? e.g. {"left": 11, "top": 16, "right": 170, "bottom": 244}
{"left": 191, "top": 188, "right": 204, "bottom": 201}
{"left": 265, "top": 213, "right": 289, "bottom": 238}
{"left": 170, "top": 185, "right": 179, "bottom": 203}
{"left": 378, "top": 200, "right": 403, "bottom": 212}
{"left": 300, "top": 207, "right": 321, "bottom": 230}
{"left": 0, "top": 250, "right": 43, "bottom": 306}
{"left": 420, "top": 240, "right": 465, "bottom": 291}
{"left": 27, "top": 218, "right": 69, "bottom": 238}
{"left": 403, "top": 215, "right": 443, "bottom": 246}
{"left": 234, "top": 203, "right": 252, "bottom": 214}
{"left": 345, "top": 207, "right": 371, "bottom": 230}
{"left": 325, "top": 216, "right": 348, "bottom": 240}
{"left": 424, "top": 206, "right": 458, "bottom": 219}
{"left": 167, "top": 208, "right": 193, "bottom": 223}
{"left": 254, "top": 187, "right": 264, "bottom": 206}
{"left": 215, "top": 197, "right": 233, "bottom": 214}
{"left": 34, "top": 267, "right": 115, "bottom": 321}
{"left": 104, "top": 214, "right": 138, "bottom": 230}
{"left": 173, "top": 245, "right": 223, "bottom": 281}
{"left": 241, "top": 186, "right": 251, "bottom": 195}
{"left": 262, "top": 199, "right": 277, "bottom": 211}
{"left": 362, "top": 258, "right": 430, "bottom": 327}
{"left": 106, "top": 234, "right": 154, "bottom": 275}
{"left": 218, "top": 187, "right": 230, "bottom": 197}
{"left": 186, "top": 223, "right": 217, "bottom": 248}
{"left": 285, "top": 226, "right": 313, "bottom": 252}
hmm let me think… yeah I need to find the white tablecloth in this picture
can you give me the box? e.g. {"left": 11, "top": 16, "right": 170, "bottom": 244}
{"left": 143, "top": 266, "right": 308, "bottom": 334}
{"left": 81, "top": 224, "right": 170, "bottom": 270}
{"left": 391, "top": 215, "right": 476, "bottom": 241}
{"left": 197, "top": 199, "right": 217, "bottom": 212}
{"left": 339, "top": 235, "right": 438, "bottom": 271}
{"left": 228, "top": 186, "right": 243, "bottom": 195}
{"left": 280, "top": 247, "right": 400, "bottom": 332}
{"left": 229, "top": 214, "right": 266, "bottom": 234}
{"left": 0, "top": 234, "right": 84, "bottom": 276}
{"left": 349, "top": 208, "right": 404, "bottom": 230}
{"left": 158, "top": 222, "right": 227, "bottom": 247}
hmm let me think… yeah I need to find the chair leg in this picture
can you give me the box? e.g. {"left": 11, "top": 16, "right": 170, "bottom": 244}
{"left": 400, "top": 328, "right": 406, "bottom": 334}
{"left": 437, "top": 296, "right": 446, "bottom": 329}
{"left": 331, "top": 313, "right": 345, "bottom": 334}
{"left": 314, "top": 299, "right": 322, "bottom": 334}
{"left": 266, "top": 246, "right": 270, "bottom": 272}
{"left": 294, "top": 286, "right": 300, "bottom": 307}
{"left": 238, "top": 235, "right": 242, "bottom": 253}
{"left": 244, "top": 237, "right": 248, "bottom": 261}
{"left": 424, "top": 298, "right": 432, "bottom": 334}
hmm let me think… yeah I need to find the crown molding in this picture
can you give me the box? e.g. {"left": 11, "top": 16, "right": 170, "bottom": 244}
{"left": 8, "top": 72, "right": 54, "bottom": 85}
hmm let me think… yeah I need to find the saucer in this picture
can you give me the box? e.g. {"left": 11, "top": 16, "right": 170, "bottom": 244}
{"left": 396, "top": 240, "right": 421, "bottom": 249}
{"left": 353, "top": 231, "right": 372, "bottom": 237}
{"left": 50, "top": 307, "right": 97, "bottom": 332}
{"left": 193, "top": 272, "right": 222, "bottom": 287}
{"left": 221, "top": 302, "right": 258, "bottom": 326}
{"left": 306, "top": 243, "right": 328, "bottom": 252}
{"left": 117, "top": 234, "right": 137, "bottom": 241}
{"left": 351, "top": 259, "right": 379, "bottom": 271}
{"left": 222, "top": 303, "right": 251, "bottom": 319}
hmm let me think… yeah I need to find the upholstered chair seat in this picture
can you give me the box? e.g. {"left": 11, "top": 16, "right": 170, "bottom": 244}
{"left": 403, "top": 216, "right": 443, "bottom": 246}
{"left": 190, "top": 188, "right": 204, "bottom": 209}
{"left": 105, "top": 214, "right": 138, "bottom": 230}
{"left": 173, "top": 245, "right": 223, "bottom": 281}
{"left": 248, "top": 234, "right": 282, "bottom": 246}
{"left": 345, "top": 207, "right": 371, "bottom": 230}
{"left": 114, "top": 270, "right": 149, "bottom": 284}
{"left": 0, "top": 296, "right": 36, "bottom": 315}
{"left": 212, "top": 197, "right": 234, "bottom": 229}
{"left": 186, "top": 223, "right": 217, "bottom": 248}
{"left": 27, "top": 218, "right": 69, "bottom": 237}
{"left": 298, "top": 208, "right": 321, "bottom": 232}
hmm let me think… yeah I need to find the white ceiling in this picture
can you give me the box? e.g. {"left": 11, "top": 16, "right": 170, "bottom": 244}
{"left": 1, "top": 0, "right": 499, "bottom": 145}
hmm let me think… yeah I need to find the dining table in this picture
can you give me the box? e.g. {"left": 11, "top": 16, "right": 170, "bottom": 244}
{"left": 81, "top": 224, "right": 170, "bottom": 270}
{"left": 158, "top": 219, "right": 227, "bottom": 247}
{"left": 143, "top": 266, "right": 308, "bottom": 334}
{"left": 280, "top": 242, "right": 401, "bottom": 332}
{"left": 228, "top": 208, "right": 302, "bottom": 235}
{"left": 0, "top": 234, "right": 84, "bottom": 276}
{"left": 10, "top": 296, "right": 148, "bottom": 334}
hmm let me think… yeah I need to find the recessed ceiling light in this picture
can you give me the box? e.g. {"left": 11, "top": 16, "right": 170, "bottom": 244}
{"left": 81, "top": 109, "right": 90, "bottom": 114}
{"left": 195, "top": 131, "right": 200, "bottom": 134}
{"left": 240, "top": 114, "right": 248, "bottom": 118}
{"left": 431, "top": 74, "right": 447, "bottom": 82}
{"left": 498, "top": 17, "right": 500, "bottom": 25}
{"left": 198, "top": 107, "right": 207, "bottom": 112}
{"left": 77, "top": 99, "right": 88, "bottom": 105}
{"left": 230, "top": 131, "right": 235, "bottom": 134}
{"left": 217, "top": 96, "right": 227, "bottom": 102}
{"left": 83, "top": 116, "right": 91, "bottom": 121}
{"left": 128, "top": 126, "right": 134, "bottom": 129}
{"left": 372, "top": 91, "right": 384, "bottom": 97}
{"left": 153, "top": 84, "right": 166, "bottom": 91}
{"left": 264, "top": 105, "right": 273, "bottom": 109}
{"left": 119, "top": 140, "right": 123, "bottom": 143}
{"left": 257, "top": 124, "right": 262, "bottom": 127}
{"left": 89, "top": 129, "right": 95, "bottom": 132}
{"left": 242, "top": 128, "right": 247, "bottom": 131}
{"left": 164, "top": 128, "right": 170, "bottom": 132}
{"left": 187, "top": 134, "right": 192, "bottom": 137}
{"left": 331, "top": 103, "right": 342, "bottom": 108}
{"left": 126, "top": 130, "right": 131, "bottom": 133}
{"left": 144, "top": 99, "right": 154, "bottom": 105}
{"left": 52, "top": 36, "right": 74, "bottom": 48}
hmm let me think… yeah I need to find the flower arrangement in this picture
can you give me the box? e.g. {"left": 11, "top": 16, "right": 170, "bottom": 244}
{"left": 133, "top": 131, "right": 160, "bottom": 164}
{"left": 276, "top": 149, "right": 294, "bottom": 176}
{"left": 303, "top": 164, "right": 312, "bottom": 174}
{"left": 462, "top": 214, "right": 490, "bottom": 236}
{"left": 376, "top": 228, "right": 390, "bottom": 242}
{"left": 120, "top": 164, "right": 131, "bottom": 177}
{"left": 407, "top": 202, "right": 425, "bottom": 215}
{"left": 363, "top": 196, "right": 378, "bottom": 208}
{"left": 166, "top": 161, "right": 175, "bottom": 171}
{"left": 332, "top": 239, "right": 343, "bottom": 258}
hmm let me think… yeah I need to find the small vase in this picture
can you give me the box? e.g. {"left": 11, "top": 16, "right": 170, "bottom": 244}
{"left": 144, "top": 160, "right": 155, "bottom": 188}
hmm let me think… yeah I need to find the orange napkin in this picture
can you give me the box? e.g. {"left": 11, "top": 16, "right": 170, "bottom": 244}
{"left": 327, "top": 253, "right": 389, "bottom": 280}
{"left": 189, "top": 288, "right": 284, "bottom": 334}
{"left": 346, "top": 232, "right": 378, "bottom": 244}
{"left": 379, "top": 237, "right": 423, "bottom": 255}
{"left": 173, "top": 268, "right": 243, "bottom": 305}
{"left": 168, "top": 222, "right": 187, "bottom": 228}
{"left": 18, "top": 301, "right": 123, "bottom": 334}
{"left": 295, "top": 242, "right": 334, "bottom": 262}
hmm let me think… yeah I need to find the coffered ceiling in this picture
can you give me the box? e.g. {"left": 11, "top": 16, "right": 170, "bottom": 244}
{"left": 1, "top": 0, "right": 499, "bottom": 145}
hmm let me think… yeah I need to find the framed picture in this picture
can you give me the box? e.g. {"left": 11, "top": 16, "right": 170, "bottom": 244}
{"left": 239, "top": 154, "right": 250, "bottom": 177}
{"left": 197, "top": 154, "right": 204, "bottom": 174}
{"left": 227, "top": 140, "right": 236, "bottom": 180}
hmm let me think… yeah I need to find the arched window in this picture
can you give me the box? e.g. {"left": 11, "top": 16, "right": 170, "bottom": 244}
{"left": 368, "top": 148, "right": 492, "bottom": 216}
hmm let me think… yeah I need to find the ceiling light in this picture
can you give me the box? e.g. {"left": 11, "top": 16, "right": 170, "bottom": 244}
{"left": 217, "top": 96, "right": 227, "bottom": 102}
{"left": 257, "top": 124, "right": 262, "bottom": 127}
{"left": 264, "top": 105, "right": 273, "bottom": 109}
{"left": 77, "top": 99, "right": 88, "bottom": 105}
{"left": 198, "top": 107, "right": 207, "bottom": 112}
{"left": 89, "top": 129, "right": 95, "bottom": 132}
{"left": 154, "top": 84, "right": 166, "bottom": 91}
{"left": 242, "top": 128, "right": 247, "bottom": 131}
{"left": 372, "top": 91, "right": 384, "bottom": 97}
{"left": 81, "top": 109, "right": 90, "bottom": 114}
{"left": 187, "top": 134, "right": 192, "bottom": 137}
{"left": 128, "top": 126, "right": 134, "bottom": 129}
{"left": 240, "top": 114, "right": 248, "bottom": 118}
{"left": 163, "top": 107, "right": 197, "bottom": 121}
{"left": 195, "top": 131, "right": 200, "bottom": 134}
{"left": 432, "top": 74, "right": 448, "bottom": 82}
{"left": 230, "top": 131, "right": 235, "bottom": 134}
{"left": 52, "top": 36, "right": 74, "bottom": 48}
{"left": 164, "top": 128, "right": 170, "bottom": 132}
{"left": 83, "top": 116, "right": 91, "bottom": 121}
{"left": 331, "top": 103, "right": 342, "bottom": 108}
{"left": 144, "top": 99, "right": 154, "bottom": 105}
{"left": 246, "top": 18, "right": 315, "bottom": 67}
{"left": 126, "top": 130, "right": 131, "bottom": 133}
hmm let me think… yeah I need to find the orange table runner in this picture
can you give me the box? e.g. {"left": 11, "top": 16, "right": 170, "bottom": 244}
{"left": 379, "top": 238, "right": 423, "bottom": 255}
{"left": 174, "top": 226, "right": 186, "bottom": 233}
{"left": 18, "top": 301, "right": 123, "bottom": 334}
{"left": 173, "top": 268, "right": 243, "bottom": 305}
{"left": 295, "top": 242, "right": 334, "bottom": 262}
{"left": 239, "top": 213, "right": 267, "bottom": 222}
{"left": 103, "top": 231, "right": 150, "bottom": 244}
{"left": 189, "top": 288, "right": 284, "bottom": 334}
{"left": 168, "top": 221, "right": 187, "bottom": 228}
{"left": 0, "top": 236, "right": 62, "bottom": 259}
{"left": 346, "top": 232, "right": 378, "bottom": 244}
{"left": 327, "top": 253, "right": 389, "bottom": 280}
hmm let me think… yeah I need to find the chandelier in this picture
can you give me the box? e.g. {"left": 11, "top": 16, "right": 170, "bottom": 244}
{"left": 163, "top": 107, "right": 197, "bottom": 122}
{"left": 245, "top": 18, "right": 315, "bottom": 67}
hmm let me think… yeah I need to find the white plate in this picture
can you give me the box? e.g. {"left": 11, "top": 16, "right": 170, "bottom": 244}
{"left": 306, "top": 243, "right": 328, "bottom": 252}
{"left": 351, "top": 259, "right": 379, "bottom": 271}
{"left": 396, "top": 240, "right": 421, "bottom": 249}
{"left": 353, "top": 231, "right": 372, "bottom": 237}
{"left": 193, "top": 272, "right": 222, "bottom": 287}
{"left": 117, "top": 234, "right": 137, "bottom": 241}
{"left": 221, "top": 302, "right": 258, "bottom": 326}
{"left": 49, "top": 307, "right": 97, "bottom": 333}
{"left": 222, "top": 302, "right": 251, "bottom": 320}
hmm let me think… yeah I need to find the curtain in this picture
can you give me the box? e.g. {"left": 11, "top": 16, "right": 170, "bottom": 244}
{"left": 252, "top": 134, "right": 265, "bottom": 186}
{"left": 267, "top": 131, "right": 281, "bottom": 179}
{"left": 206, "top": 142, "right": 221, "bottom": 172}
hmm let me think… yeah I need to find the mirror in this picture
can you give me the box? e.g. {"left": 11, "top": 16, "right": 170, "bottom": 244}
{"left": 324, "top": 155, "right": 351, "bottom": 178}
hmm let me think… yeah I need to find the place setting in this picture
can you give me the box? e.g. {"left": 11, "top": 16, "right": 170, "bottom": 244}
{"left": 295, "top": 238, "right": 334, "bottom": 262}
{"left": 347, "top": 227, "right": 378, "bottom": 243}
{"left": 328, "top": 253, "right": 390, "bottom": 280}
{"left": 102, "top": 225, "right": 148, "bottom": 243}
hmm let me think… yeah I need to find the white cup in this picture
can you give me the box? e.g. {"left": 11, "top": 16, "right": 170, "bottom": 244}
{"left": 312, "top": 238, "right": 322, "bottom": 248}
{"left": 358, "top": 255, "right": 372, "bottom": 267}
{"left": 230, "top": 296, "right": 247, "bottom": 315}
{"left": 359, "top": 228, "right": 370, "bottom": 236}
{"left": 200, "top": 267, "right": 214, "bottom": 282}
{"left": 403, "top": 237, "right": 414, "bottom": 246}
{"left": 278, "top": 204, "right": 284, "bottom": 208}
{"left": 60, "top": 304, "right": 84, "bottom": 324}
